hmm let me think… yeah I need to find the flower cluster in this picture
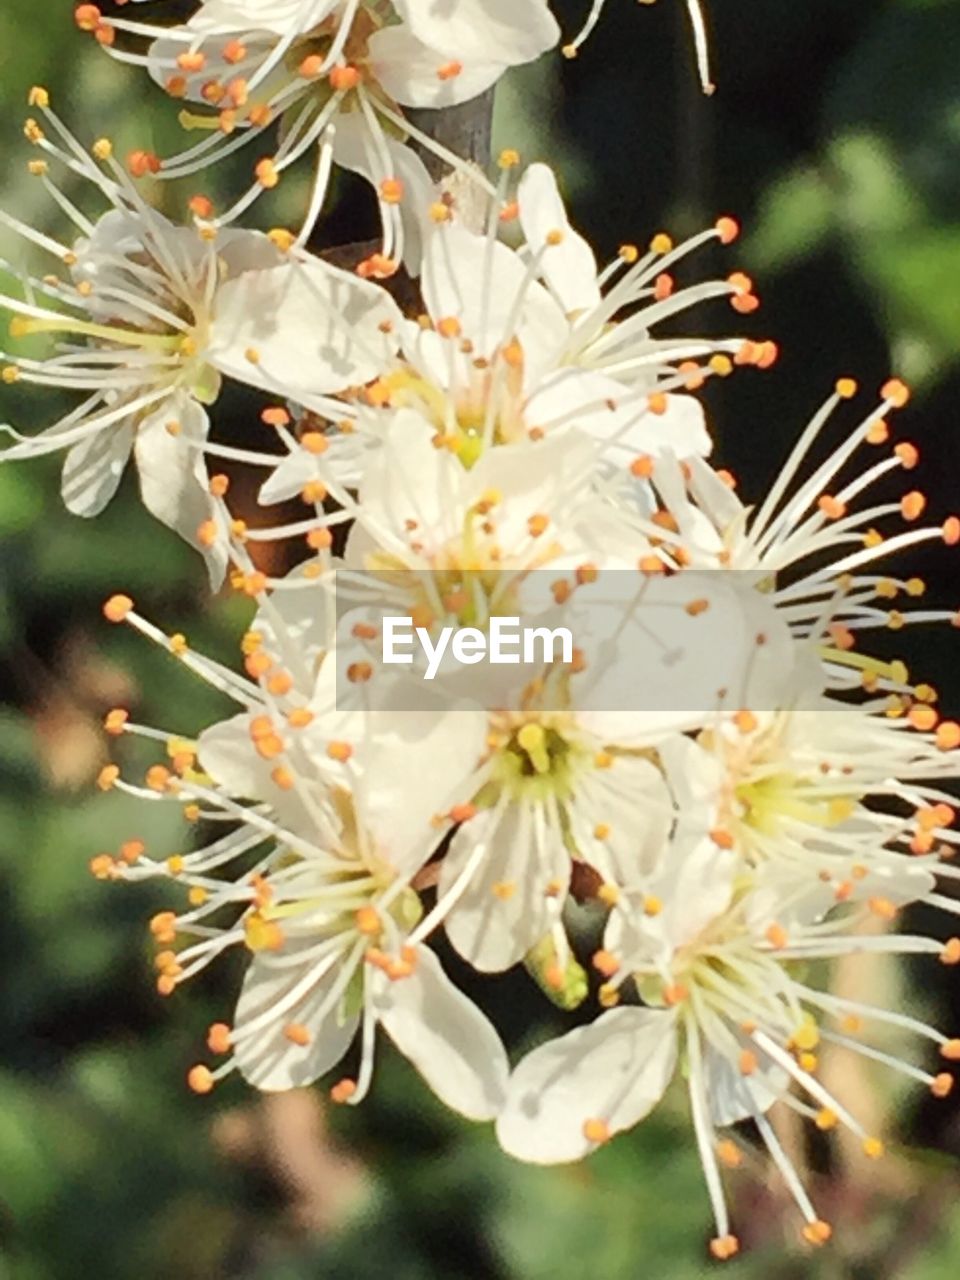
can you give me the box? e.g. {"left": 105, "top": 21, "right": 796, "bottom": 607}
{"left": 3, "top": 1, "right": 960, "bottom": 1261}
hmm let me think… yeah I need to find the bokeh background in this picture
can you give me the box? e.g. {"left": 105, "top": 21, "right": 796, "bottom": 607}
{"left": 2, "top": 1, "right": 960, "bottom": 1276}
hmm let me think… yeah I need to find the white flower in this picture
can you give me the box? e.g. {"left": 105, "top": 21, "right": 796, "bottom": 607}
{"left": 0, "top": 97, "right": 399, "bottom": 579}
{"left": 97, "top": 591, "right": 506, "bottom": 1115}
{"left": 254, "top": 167, "right": 761, "bottom": 517}
{"left": 83, "top": 0, "right": 559, "bottom": 269}
{"left": 498, "top": 819, "right": 960, "bottom": 1256}
{"left": 612, "top": 378, "right": 960, "bottom": 646}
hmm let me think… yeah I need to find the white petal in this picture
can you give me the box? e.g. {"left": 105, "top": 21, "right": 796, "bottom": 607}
{"left": 440, "top": 803, "right": 567, "bottom": 972}
{"left": 374, "top": 947, "right": 509, "bottom": 1119}
{"left": 422, "top": 222, "right": 567, "bottom": 364}
{"left": 518, "top": 164, "right": 600, "bottom": 314}
{"left": 705, "top": 1043, "right": 787, "bottom": 1127}
{"left": 208, "top": 257, "right": 401, "bottom": 397}
{"left": 391, "top": 0, "right": 559, "bottom": 65}
{"left": 496, "top": 1008, "right": 678, "bottom": 1163}
{"left": 233, "top": 950, "right": 360, "bottom": 1091}
{"left": 61, "top": 422, "right": 133, "bottom": 516}
{"left": 367, "top": 24, "right": 505, "bottom": 109}
{"left": 133, "top": 393, "right": 226, "bottom": 586}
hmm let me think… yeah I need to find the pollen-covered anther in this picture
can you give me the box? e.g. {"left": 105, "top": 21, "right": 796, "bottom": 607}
{"left": 863, "top": 1137, "right": 885, "bottom": 1159}
{"left": 103, "top": 594, "right": 134, "bottom": 624}
{"left": 89, "top": 853, "right": 117, "bottom": 880}
{"left": 527, "top": 513, "right": 550, "bottom": 538}
{"left": 187, "top": 1065, "right": 214, "bottom": 1095}
{"left": 284, "top": 1023, "right": 311, "bottom": 1047}
{"left": 716, "top": 1139, "right": 742, "bottom": 1169}
{"left": 900, "top": 490, "right": 927, "bottom": 522}
{"left": 650, "top": 232, "right": 673, "bottom": 255}
{"left": 436, "top": 60, "right": 463, "bottom": 80}
{"left": 596, "top": 882, "right": 620, "bottom": 907}
{"left": 942, "top": 516, "right": 960, "bottom": 546}
{"left": 355, "top": 905, "right": 381, "bottom": 936}
{"left": 710, "top": 827, "right": 735, "bottom": 850}
{"left": 592, "top": 949, "right": 620, "bottom": 978}
{"left": 582, "top": 1118, "right": 611, "bottom": 1145}
{"left": 379, "top": 177, "right": 404, "bottom": 205}
{"left": 935, "top": 721, "right": 960, "bottom": 751}
{"left": 498, "top": 148, "right": 521, "bottom": 169}
{"left": 326, "top": 740, "right": 353, "bottom": 763}
{"left": 330, "top": 1078, "right": 357, "bottom": 1104}
{"left": 255, "top": 158, "right": 279, "bottom": 189}
{"left": 866, "top": 418, "right": 889, "bottom": 445}
{"left": 940, "top": 938, "right": 960, "bottom": 966}
{"left": 818, "top": 494, "right": 847, "bottom": 521}
{"left": 357, "top": 253, "right": 398, "bottom": 280}
{"left": 715, "top": 216, "right": 740, "bottom": 245}
{"left": 765, "top": 922, "right": 788, "bottom": 949}
{"left": 346, "top": 662, "right": 373, "bottom": 684}
{"left": 329, "top": 65, "right": 361, "bottom": 92}
{"left": 491, "top": 880, "right": 516, "bottom": 902}
{"left": 881, "top": 378, "right": 910, "bottom": 408}
{"left": 867, "top": 896, "right": 898, "bottom": 922}
{"left": 436, "top": 316, "right": 462, "bottom": 339}
{"left": 815, "top": 1107, "right": 838, "bottom": 1131}
{"left": 207, "top": 1023, "right": 232, "bottom": 1054}
{"left": 835, "top": 377, "right": 858, "bottom": 399}
{"left": 127, "top": 150, "right": 161, "bottom": 178}
{"left": 931, "top": 1072, "right": 954, "bottom": 1099}
{"left": 802, "top": 1221, "right": 833, "bottom": 1247}
{"left": 663, "top": 983, "right": 689, "bottom": 1007}
{"left": 449, "top": 802, "right": 477, "bottom": 824}
{"left": 709, "top": 1236, "right": 740, "bottom": 1262}
{"left": 74, "top": 5, "right": 101, "bottom": 31}
{"left": 739, "top": 1049, "right": 758, "bottom": 1076}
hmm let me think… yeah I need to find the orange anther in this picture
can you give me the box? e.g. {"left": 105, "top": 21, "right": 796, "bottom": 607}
{"left": 630, "top": 454, "right": 654, "bottom": 479}
{"left": 188, "top": 194, "right": 214, "bottom": 219}
{"left": 127, "top": 150, "right": 161, "bottom": 177}
{"left": 437, "top": 60, "right": 463, "bottom": 80}
{"left": 89, "top": 853, "right": 116, "bottom": 880}
{"left": 329, "top": 65, "right": 361, "bottom": 92}
{"left": 75, "top": 5, "right": 101, "bottom": 31}
{"left": 356, "top": 905, "right": 381, "bottom": 936}
{"left": 284, "top": 1023, "right": 311, "bottom": 1047}
{"left": 932, "top": 1073, "right": 954, "bottom": 1098}
{"left": 299, "top": 53, "right": 324, "bottom": 77}
{"left": 592, "top": 950, "right": 620, "bottom": 978}
{"left": 96, "top": 764, "right": 120, "bottom": 791}
{"left": 715, "top": 216, "right": 739, "bottom": 245}
{"left": 908, "top": 704, "right": 938, "bottom": 732}
{"left": 346, "top": 662, "right": 372, "bottom": 684}
{"left": 187, "top": 1065, "right": 214, "bottom": 1094}
{"left": 330, "top": 1078, "right": 357, "bottom": 1103}
{"left": 802, "top": 1221, "right": 833, "bottom": 1246}
{"left": 223, "top": 39, "right": 247, "bottom": 64}
{"left": 119, "top": 838, "right": 144, "bottom": 864}
{"left": 881, "top": 378, "right": 910, "bottom": 408}
{"left": 449, "top": 802, "right": 477, "bottom": 824}
{"left": 936, "top": 722, "right": 960, "bottom": 751}
{"left": 835, "top": 377, "right": 858, "bottom": 399}
{"left": 437, "top": 316, "right": 462, "bottom": 339}
{"left": 709, "top": 1236, "right": 740, "bottom": 1261}
{"left": 103, "top": 593, "right": 133, "bottom": 623}
{"left": 943, "top": 516, "right": 960, "bottom": 546}
{"left": 739, "top": 1049, "right": 758, "bottom": 1076}
{"left": 647, "top": 391, "right": 668, "bottom": 415}
{"left": 379, "top": 177, "right": 404, "bottom": 204}
{"left": 900, "top": 491, "right": 926, "bottom": 521}
{"left": 327, "top": 740, "right": 353, "bottom": 762}
{"left": 255, "top": 157, "right": 279, "bottom": 188}
{"left": 582, "top": 1118, "right": 611, "bottom": 1145}
{"left": 207, "top": 1023, "right": 232, "bottom": 1054}
{"left": 104, "top": 708, "right": 129, "bottom": 735}
{"left": 942, "top": 939, "right": 960, "bottom": 966}
{"left": 527, "top": 514, "right": 550, "bottom": 537}
{"left": 261, "top": 406, "right": 290, "bottom": 428}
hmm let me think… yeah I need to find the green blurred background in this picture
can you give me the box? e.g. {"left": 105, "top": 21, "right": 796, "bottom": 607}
{"left": 2, "top": 1, "right": 960, "bottom": 1276}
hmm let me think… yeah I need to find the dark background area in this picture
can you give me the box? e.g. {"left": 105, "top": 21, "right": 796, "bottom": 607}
{"left": 2, "top": 2, "right": 960, "bottom": 1276}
